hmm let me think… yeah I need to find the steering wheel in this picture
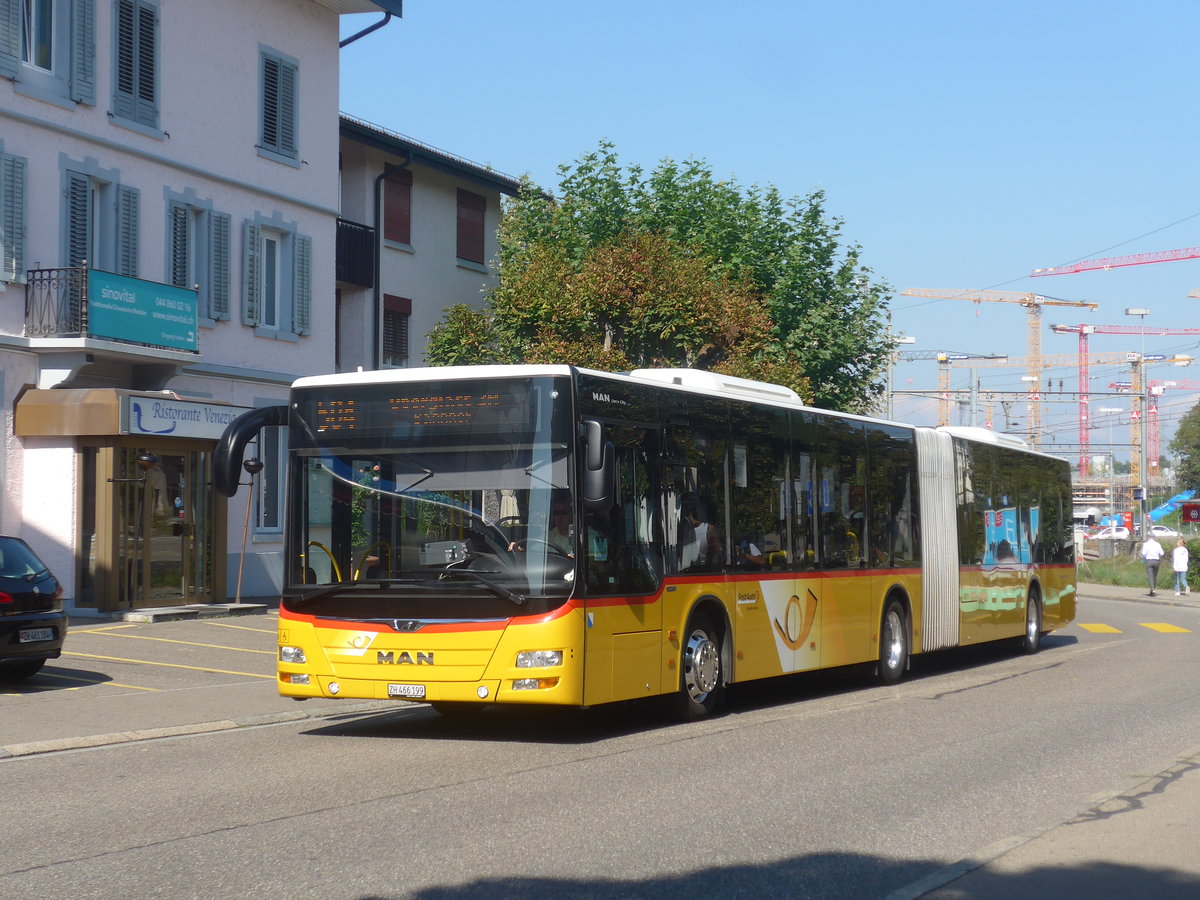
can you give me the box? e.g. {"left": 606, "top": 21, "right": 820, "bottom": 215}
{"left": 519, "top": 538, "right": 571, "bottom": 557}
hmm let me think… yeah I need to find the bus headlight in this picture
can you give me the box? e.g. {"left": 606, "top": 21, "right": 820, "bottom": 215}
{"left": 516, "top": 650, "right": 563, "bottom": 668}
{"left": 512, "top": 677, "right": 560, "bottom": 691}
{"left": 280, "top": 645, "right": 306, "bottom": 663}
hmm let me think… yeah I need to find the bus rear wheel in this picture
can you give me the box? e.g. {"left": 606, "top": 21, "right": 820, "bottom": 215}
{"left": 878, "top": 599, "right": 908, "bottom": 685}
{"left": 1020, "top": 592, "right": 1043, "bottom": 654}
{"left": 675, "top": 611, "right": 723, "bottom": 720}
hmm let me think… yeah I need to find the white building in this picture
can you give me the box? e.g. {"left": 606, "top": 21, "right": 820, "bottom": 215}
{"left": 335, "top": 115, "right": 521, "bottom": 372}
{"left": 0, "top": 0, "right": 404, "bottom": 615}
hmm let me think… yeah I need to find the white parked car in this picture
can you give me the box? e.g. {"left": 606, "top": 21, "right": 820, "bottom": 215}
{"left": 1148, "top": 524, "right": 1180, "bottom": 540}
{"left": 1090, "top": 526, "right": 1130, "bottom": 541}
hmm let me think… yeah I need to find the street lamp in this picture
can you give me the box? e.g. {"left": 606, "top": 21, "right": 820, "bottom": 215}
{"left": 234, "top": 457, "right": 264, "bottom": 604}
{"left": 1125, "top": 307, "right": 1151, "bottom": 533}
{"left": 888, "top": 334, "right": 916, "bottom": 419}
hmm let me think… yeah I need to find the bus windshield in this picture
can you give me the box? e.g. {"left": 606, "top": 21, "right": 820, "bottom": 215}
{"left": 285, "top": 375, "right": 575, "bottom": 618}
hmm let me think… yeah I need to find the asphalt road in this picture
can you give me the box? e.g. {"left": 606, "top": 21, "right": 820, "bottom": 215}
{"left": 2, "top": 589, "right": 1198, "bottom": 898}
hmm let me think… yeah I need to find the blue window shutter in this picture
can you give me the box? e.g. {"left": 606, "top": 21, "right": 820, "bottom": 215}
{"left": 168, "top": 201, "right": 188, "bottom": 287}
{"left": 116, "top": 185, "right": 139, "bottom": 277}
{"left": 71, "top": 0, "right": 96, "bottom": 105}
{"left": 242, "top": 221, "right": 261, "bottom": 326}
{"left": 0, "top": 0, "right": 19, "bottom": 79}
{"left": 261, "top": 52, "right": 298, "bottom": 159}
{"left": 1, "top": 152, "right": 26, "bottom": 282}
{"left": 66, "top": 173, "right": 91, "bottom": 267}
{"left": 209, "top": 212, "right": 231, "bottom": 321}
{"left": 293, "top": 233, "right": 311, "bottom": 335}
{"left": 114, "top": 0, "right": 156, "bottom": 127}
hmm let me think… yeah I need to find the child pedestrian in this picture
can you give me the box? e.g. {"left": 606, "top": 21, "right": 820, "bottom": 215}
{"left": 1172, "top": 537, "right": 1189, "bottom": 597}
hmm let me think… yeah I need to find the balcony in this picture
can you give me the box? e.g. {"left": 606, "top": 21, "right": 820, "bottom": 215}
{"left": 22, "top": 267, "right": 202, "bottom": 388}
{"left": 336, "top": 218, "right": 375, "bottom": 288}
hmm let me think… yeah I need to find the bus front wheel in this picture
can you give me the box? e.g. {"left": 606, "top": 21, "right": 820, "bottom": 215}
{"left": 878, "top": 599, "right": 908, "bottom": 685}
{"left": 675, "top": 611, "right": 723, "bottom": 720}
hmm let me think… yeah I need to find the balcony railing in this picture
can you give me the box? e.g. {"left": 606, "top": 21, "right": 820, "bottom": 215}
{"left": 336, "top": 217, "right": 375, "bottom": 288}
{"left": 25, "top": 266, "right": 88, "bottom": 337}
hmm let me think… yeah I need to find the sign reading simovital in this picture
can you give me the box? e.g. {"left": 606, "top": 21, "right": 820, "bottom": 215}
{"left": 88, "top": 270, "right": 199, "bottom": 352}
{"left": 122, "top": 396, "right": 252, "bottom": 440}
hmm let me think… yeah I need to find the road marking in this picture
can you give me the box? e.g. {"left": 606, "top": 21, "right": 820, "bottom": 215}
{"left": 70, "top": 632, "right": 274, "bottom": 654}
{"left": 1140, "top": 622, "right": 1192, "bottom": 633}
{"left": 38, "top": 671, "right": 159, "bottom": 691}
{"left": 202, "top": 621, "right": 277, "bottom": 635}
{"left": 1078, "top": 623, "right": 1122, "bottom": 633}
{"left": 62, "top": 651, "right": 273, "bottom": 679}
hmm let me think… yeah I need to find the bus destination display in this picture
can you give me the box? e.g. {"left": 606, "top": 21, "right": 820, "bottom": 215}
{"left": 311, "top": 390, "right": 518, "bottom": 433}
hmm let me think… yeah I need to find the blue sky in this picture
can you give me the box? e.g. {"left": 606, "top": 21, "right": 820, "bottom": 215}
{"left": 339, "top": 1, "right": 1200, "bottom": 461}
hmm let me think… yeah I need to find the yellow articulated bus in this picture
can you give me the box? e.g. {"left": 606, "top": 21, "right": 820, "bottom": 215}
{"left": 214, "top": 365, "right": 1076, "bottom": 720}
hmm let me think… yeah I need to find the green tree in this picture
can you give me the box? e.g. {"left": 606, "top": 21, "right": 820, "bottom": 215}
{"left": 1169, "top": 401, "right": 1200, "bottom": 489}
{"left": 426, "top": 141, "right": 894, "bottom": 412}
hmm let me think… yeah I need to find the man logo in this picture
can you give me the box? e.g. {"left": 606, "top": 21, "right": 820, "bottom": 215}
{"left": 377, "top": 651, "right": 434, "bottom": 665}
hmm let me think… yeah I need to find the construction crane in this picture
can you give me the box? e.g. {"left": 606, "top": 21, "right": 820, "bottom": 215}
{"left": 896, "top": 349, "right": 1007, "bottom": 426}
{"left": 899, "top": 289, "right": 1099, "bottom": 444}
{"left": 1031, "top": 247, "right": 1200, "bottom": 277}
{"left": 1143, "top": 379, "right": 1200, "bottom": 484}
{"left": 1049, "top": 323, "right": 1200, "bottom": 476}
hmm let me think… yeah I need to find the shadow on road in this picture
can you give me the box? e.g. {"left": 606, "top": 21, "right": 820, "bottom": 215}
{"left": 302, "top": 636, "right": 1082, "bottom": 746}
{"left": 0, "top": 664, "right": 114, "bottom": 693}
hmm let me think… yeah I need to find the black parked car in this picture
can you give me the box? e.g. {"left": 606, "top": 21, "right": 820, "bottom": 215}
{"left": 0, "top": 536, "right": 66, "bottom": 679}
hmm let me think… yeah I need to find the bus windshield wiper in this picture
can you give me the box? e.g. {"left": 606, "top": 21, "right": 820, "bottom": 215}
{"left": 436, "top": 569, "right": 527, "bottom": 607}
{"left": 291, "top": 578, "right": 421, "bottom": 609}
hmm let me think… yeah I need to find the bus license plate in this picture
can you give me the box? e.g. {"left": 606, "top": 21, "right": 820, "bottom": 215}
{"left": 19, "top": 628, "right": 54, "bottom": 643}
{"left": 388, "top": 683, "right": 425, "bottom": 699}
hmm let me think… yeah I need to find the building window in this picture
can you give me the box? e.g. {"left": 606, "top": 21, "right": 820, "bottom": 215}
{"left": 259, "top": 46, "right": 298, "bottom": 164}
{"left": 113, "top": 0, "right": 158, "bottom": 131}
{"left": 255, "top": 425, "right": 283, "bottom": 533}
{"left": 382, "top": 294, "right": 410, "bottom": 366}
{"left": 383, "top": 167, "right": 412, "bottom": 246}
{"left": 168, "top": 199, "right": 230, "bottom": 321}
{"left": 65, "top": 166, "right": 138, "bottom": 275}
{"left": 1, "top": 0, "right": 96, "bottom": 106}
{"left": 456, "top": 188, "right": 486, "bottom": 266}
{"left": 1, "top": 149, "right": 26, "bottom": 283}
{"left": 242, "top": 216, "right": 311, "bottom": 338}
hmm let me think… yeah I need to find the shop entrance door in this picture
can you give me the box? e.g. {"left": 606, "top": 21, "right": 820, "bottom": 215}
{"left": 115, "top": 448, "right": 213, "bottom": 609}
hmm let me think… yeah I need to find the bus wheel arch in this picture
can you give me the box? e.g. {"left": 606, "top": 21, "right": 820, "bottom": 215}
{"left": 877, "top": 591, "right": 910, "bottom": 685}
{"left": 674, "top": 598, "right": 728, "bottom": 720}
{"left": 1020, "top": 582, "right": 1043, "bottom": 654}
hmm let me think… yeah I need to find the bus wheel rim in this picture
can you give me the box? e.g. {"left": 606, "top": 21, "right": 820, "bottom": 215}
{"left": 883, "top": 609, "right": 905, "bottom": 671}
{"left": 684, "top": 631, "right": 719, "bottom": 699}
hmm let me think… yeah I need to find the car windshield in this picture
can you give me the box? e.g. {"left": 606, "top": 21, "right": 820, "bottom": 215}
{"left": 284, "top": 375, "right": 577, "bottom": 618}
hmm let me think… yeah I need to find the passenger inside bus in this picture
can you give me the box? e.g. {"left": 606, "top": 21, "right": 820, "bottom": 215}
{"left": 679, "top": 495, "right": 722, "bottom": 570}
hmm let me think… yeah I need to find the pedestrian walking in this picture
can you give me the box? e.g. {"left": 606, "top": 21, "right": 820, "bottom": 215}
{"left": 1140, "top": 531, "right": 1164, "bottom": 597}
{"left": 1172, "top": 537, "right": 1189, "bottom": 596}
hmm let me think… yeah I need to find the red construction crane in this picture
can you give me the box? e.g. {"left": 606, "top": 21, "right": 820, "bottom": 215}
{"left": 1145, "top": 379, "right": 1200, "bottom": 483}
{"left": 1049, "top": 323, "right": 1200, "bottom": 476}
{"left": 899, "top": 289, "right": 1099, "bottom": 445}
{"left": 1031, "top": 247, "right": 1200, "bottom": 277}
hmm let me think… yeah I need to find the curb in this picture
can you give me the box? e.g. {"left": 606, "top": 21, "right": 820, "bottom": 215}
{"left": 0, "top": 701, "right": 400, "bottom": 759}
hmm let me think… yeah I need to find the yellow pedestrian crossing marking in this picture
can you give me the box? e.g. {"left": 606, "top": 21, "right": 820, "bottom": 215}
{"left": 1078, "top": 622, "right": 1193, "bottom": 634}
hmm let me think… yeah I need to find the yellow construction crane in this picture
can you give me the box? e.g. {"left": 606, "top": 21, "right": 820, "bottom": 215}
{"left": 899, "top": 289, "right": 1099, "bottom": 445}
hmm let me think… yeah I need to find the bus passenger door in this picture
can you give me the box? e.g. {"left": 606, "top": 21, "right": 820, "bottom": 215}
{"left": 582, "top": 425, "right": 664, "bottom": 705}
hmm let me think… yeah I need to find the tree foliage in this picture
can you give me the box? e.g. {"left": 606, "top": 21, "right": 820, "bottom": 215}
{"left": 1169, "top": 401, "right": 1200, "bottom": 489}
{"left": 426, "top": 141, "right": 894, "bottom": 411}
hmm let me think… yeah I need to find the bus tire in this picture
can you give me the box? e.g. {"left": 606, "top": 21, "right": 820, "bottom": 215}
{"left": 878, "top": 598, "right": 908, "bottom": 685}
{"left": 1020, "top": 591, "right": 1043, "bottom": 654}
{"left": 675, "top": 611, "right": 723, "bottom": 720}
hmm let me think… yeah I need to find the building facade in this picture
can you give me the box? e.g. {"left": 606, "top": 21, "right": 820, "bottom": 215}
{"left": 0, "top": 0, "right": 403, "bottom": 615}
{"left": 335, "top": 115, "right": 521, "bottom": 373}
